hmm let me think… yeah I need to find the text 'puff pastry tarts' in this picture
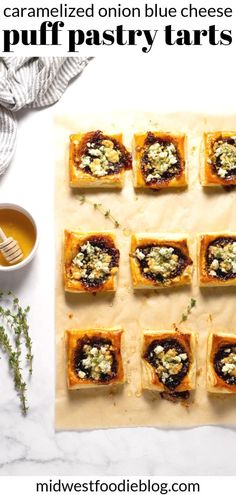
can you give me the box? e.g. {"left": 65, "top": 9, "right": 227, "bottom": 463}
{"left": 200, "top": 131, "right": 236, "bottom": 187}
{"left": 69, "top": 130, "right": 132, "bottom": 188}
{"left": 207, "top": 332, "right": 236, "bottom": 393}
{"left": 133, "top": 131, "right": 187, "bottom": 190}
{"left": 130, "top": 233, "right": 193, "bottom": 289}
{"left": 66, "top": 328, "right": 125, "bottom": 389}
{"left": 198, "top": 233, "right": 236, "bottom": 287}
{"left": 141, "top": 330, "right": 197, "bottom": 392}
{"left": 64, "top": 230, "right": 120, "bottom": 293}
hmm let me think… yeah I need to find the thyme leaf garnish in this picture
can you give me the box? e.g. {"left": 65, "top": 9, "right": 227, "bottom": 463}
{"left": 78, "top": 195, "right": 120, "bottom": 228}
{"left": 179, "top": 298, "right": 196, "bottom": 324}
{"left": 0, "top": 291, "right": 33, "bottom": 415}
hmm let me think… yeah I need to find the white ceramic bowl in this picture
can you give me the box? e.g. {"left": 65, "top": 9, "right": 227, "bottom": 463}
{"left": 0, "top": 203, "right": 39, "bottom": 272}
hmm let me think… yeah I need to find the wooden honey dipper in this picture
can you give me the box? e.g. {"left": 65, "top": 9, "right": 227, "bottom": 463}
{"left": 0, "top": 227, "right": 23, "bottom": 265}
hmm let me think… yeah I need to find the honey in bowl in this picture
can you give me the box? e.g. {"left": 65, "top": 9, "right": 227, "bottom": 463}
{"left": 0, "top": 208, "right": 36, "bottom": 266}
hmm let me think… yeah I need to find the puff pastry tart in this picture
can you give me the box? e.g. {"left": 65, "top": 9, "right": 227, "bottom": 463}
{"left": 207, "top": 332, "right": 236, "bottom": 393}
{"left": 66, "top": 328, "right": 125, "bottom": 389}
{"left": 69, "top": 130, "right": 132, "bottom": 188}
{"left": 64, "top": 230, "right": 120, "bottom": 293}
{"left": 133, "top": 131, "right": 187, "bottom": 189}
{"left": 198, "top": 233, "right": 236, "bottom": 287}
{"left": 130, "top": 233, "right": 193, "bottom": 289}
{"left": 141, "top": 330, "right": 196, "bottom": 392}
{"left": 200, "top": 132, "right": 236, "bottom": 186}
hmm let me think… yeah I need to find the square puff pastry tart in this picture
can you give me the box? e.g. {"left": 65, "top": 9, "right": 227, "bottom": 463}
{"left": 200, "top": 131, "right": 236, "bottom": 186}
{"left": 133, "top": 131, "right": 187, "bottom": 189}
{"left": 207, "top": 332, "right": 236, "bottom": 393}
{"left": 69, "top": 130, "right": 132, "bottom": 188}
{"left": 198, "top": 233, "right": 236, "bottom": 287}
{"left": 130, "top": 233, "right": 193, "bottom": 289}
{"left": 66, "top": 328, "right": 125, "bottom": 389}
{"left": 141, "top": 330, "right": 197, "bottom": 392}
{"left": 64, "top": 230, "right": 120, "bottom": 293}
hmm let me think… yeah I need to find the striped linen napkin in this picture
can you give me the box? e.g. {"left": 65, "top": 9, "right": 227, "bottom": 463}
{"left": 0, "top": 56, "right": 89, "bottom": 175}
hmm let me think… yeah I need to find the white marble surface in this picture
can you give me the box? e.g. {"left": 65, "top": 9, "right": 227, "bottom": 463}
{"left": 0, "top": 55, "right": 236, "bottom": 475}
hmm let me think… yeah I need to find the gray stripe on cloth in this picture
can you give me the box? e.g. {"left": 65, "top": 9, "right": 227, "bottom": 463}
{"left": 0, "top": 56, "right": 89, "bottom": 175}
{"left": 0, "top": 108, "right": 17, "bottom": 176}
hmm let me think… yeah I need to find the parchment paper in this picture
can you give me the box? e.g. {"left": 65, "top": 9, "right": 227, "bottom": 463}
{"left": 55, "top": 111, "right": 236, "bottom": 430}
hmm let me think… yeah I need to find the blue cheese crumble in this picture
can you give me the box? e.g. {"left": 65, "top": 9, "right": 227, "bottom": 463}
{"left": 220, "top": 350, "right": 236, "bottom": 377}
{"left": 145, "top": 142, "right": 178, "bottom": 182}
{"left": 78, "top": 343, "right": 113, "bottom": 381}
{"left": 213, "top": 138, "right": 236, "bottom": 178}
{"left": 208, "top": 241, "right": 236, "bottom": 277}
{"left": 72, "top": 241, "right": 112, "bottom": 281}
{"left": 79, "top": 139, "right": 120, "bottom": 177}
{"left": 153, "top": 345, "right": 187, "bottom": 383}
{"left": 136, "top": 246, "right": 179, "bottom": 279}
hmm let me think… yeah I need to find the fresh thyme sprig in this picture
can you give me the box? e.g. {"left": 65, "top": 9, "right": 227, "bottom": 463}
{"left": 0, "top": 291, "right": 33, "bottom": 414}
{"left": 78, "top": 195, "right": 120, "bottom": 228}
{"left": 0, "top": 326, "right": 28, "bottom": 415}
{"left": 179, "top": 298, "right": 196, "bottom": 324}
{"left": 13, "top": 295, "right": 33, "bottom": 374}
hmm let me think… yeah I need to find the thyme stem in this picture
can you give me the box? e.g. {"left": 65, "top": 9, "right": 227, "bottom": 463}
{"left": 179, "top": 298, "right": 196, "bottom": 324}
{"left": 0, "top": 291, "right": 33, "bottom": 414}
{"left": 78, "top": 195, "right": 120, "bottom": 228}
{"left": 0, "top": 326, "right": 28, "bottom": 415}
